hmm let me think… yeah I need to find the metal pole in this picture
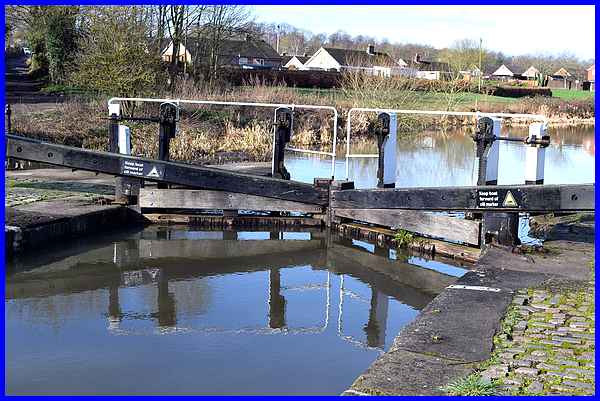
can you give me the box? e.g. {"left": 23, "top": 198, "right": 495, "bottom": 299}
{"left": 5, "top": 104, "right": 11, "bottom": 134}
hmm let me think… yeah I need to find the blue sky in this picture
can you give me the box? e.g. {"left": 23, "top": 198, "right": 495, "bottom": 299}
{"left": 253, "top": 5, "right": 595, "bottom": 60}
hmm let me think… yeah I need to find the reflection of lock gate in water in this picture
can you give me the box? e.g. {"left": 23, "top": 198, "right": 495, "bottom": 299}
{"left": 108, "top": 241, "right": 391, "bottom": 351}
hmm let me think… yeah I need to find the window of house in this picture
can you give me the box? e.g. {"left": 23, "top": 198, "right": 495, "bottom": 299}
{"left": 239, "top": 57, "right": 248, "bottom": 65}
{"left": 257, "top": 59, "right": 265, "bottom": 65}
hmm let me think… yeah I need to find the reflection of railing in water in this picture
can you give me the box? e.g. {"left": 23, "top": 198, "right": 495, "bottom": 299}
{"left": 337, "top": 275, "right": 389, "bottom": 352}
{"left": 107, "top": 250, "right": 332, "bottom": 336}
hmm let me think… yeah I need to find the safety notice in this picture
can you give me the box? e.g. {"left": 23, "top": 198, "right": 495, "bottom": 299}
{"left": 477, "top": 189, "right": 520, "bottom": 209}
{"left": 121, "top": 160, "right": 165, "bottom": 179}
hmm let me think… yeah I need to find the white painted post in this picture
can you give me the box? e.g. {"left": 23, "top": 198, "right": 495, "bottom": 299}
{"left": 525, "top": 123, "right": 547, "bottom": 185}
{"left": 108, "top": 103, "right": 120, "bottom": 117}
{"left": 117, "top": 125, "right": 131, "bottom": 155}
{"left": 382, "top": 112, "right": 397, "bottom": 188}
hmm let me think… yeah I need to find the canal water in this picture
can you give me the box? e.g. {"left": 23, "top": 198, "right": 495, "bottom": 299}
{"left": 5, "top": 227, "right": 467, "bottom": 395}
{"left": 287, "top": 125, "right": 595, "bottom": 187}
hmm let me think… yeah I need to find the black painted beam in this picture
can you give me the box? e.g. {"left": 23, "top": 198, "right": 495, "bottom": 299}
{"left": 331, "top": 184, "right": 594, "bottom": 212}
{"left": 6, "top": 134, "right": 328, "bottom": 206}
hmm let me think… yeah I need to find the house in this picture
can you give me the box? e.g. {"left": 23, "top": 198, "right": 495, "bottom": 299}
{"left": 547, "top": 67, "right": 575, "bottom": 90}
{"left": 160, "top": 36, "right": 282, "bottom": 69}
{"left": 410, "top": 54, "right": 451, "bottom": 80}
{"left": 302, "top": 45, "right": 399, "bottom": 77}
{"left": 397, "top": 58, "right": 408, "bottom": 68}
{"left": 584, "top": 64, "right": 595, "bottom": 91}
{"left": 459, "top": 66, "right": 482, "bottom": 80}
{"left": 586, "top": 64, "right": 595, "bottom": 82}
{"left": 491, "top": 64, "right": 514, "bottom": 80}
{"left": 161, "top": 41, "right": 192, "bottom": 64}
{"left": 282, "top": 54, "right": 310, "bottom": 70}
{"left": 521, "top": 66, "right": 540, "bottom": 80}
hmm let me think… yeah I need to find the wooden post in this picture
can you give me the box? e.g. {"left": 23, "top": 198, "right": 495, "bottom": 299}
{"left": 5, "top": 104, "right": 18, "bottom": 170}
{"left": 324, "top": 179, "right": 354, "bottom": 227}
{"left": 474, "top": 116, "right": 500, "bottom": 186}
{"left": 525, "top": 123, "right": 547, "bottom": 185}
{"left": 5, "top": 104, "right": 11, "bottom": 134}
{"left": 272, "top": 108, "right": 292, "bottom": 180}
{"left": 375, "top": 112, "right": 397, "bottom": 188}
{"left": 157, "top": 103, "right": 177, "bottom": 189}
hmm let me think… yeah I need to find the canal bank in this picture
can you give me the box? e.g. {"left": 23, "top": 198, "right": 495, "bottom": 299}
{"left": 4, "top": 168, "right": 144, "bottom": 256}
{"left": 343, "top": 217, "right": 594, "bottom": 396}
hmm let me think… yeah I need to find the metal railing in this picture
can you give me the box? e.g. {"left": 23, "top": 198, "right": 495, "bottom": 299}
{"left": 108, "top": 97, "right": 338, "bottom": 178}
{"left": 344, "top": 107, "right": 548, "bottom": 179}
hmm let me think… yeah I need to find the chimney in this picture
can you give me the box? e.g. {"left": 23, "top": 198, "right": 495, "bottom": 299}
{"left": 367, "top": 44, "right": 375, "bottom": 55}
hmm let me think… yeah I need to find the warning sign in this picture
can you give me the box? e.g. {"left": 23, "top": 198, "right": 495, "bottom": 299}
{"left": 477, "top": 189, "right": 521, "bottom": 209}
{"left": 502, "top": 190, "right": 518, "bottom": 207}
{"left": 121, "top": 160, "right": 165, "bottom": 179}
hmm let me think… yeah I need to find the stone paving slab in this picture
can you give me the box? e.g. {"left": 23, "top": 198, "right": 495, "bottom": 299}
{"left": 344, "top": 349, "right": 476, "bottom": 396}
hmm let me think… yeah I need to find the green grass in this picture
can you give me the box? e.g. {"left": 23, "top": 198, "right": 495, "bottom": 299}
{"left": 284, "top": 86, "right": 519, "bottom": 108}
{"left": 551, "top": 88, "right": 595, "bottom": 101}
{"left": 441, "top": 374, "right": 499, "bottom": 396}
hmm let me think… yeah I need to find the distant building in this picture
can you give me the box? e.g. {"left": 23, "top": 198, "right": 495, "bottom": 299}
{"left": 521, "top": 66, "right": 540, "bottom": 80}
{"left": 547, "top": 67, "right": 575, "bottom": 90}
{"left": 282, "top": 54, "right": 310, "bottom": 70}
{"left": 303, "top": 45, "right": 399, "bottom": 77}
{"left": 397, "top": 58, "right": 408, "bottom": 68}
{"left": 459, "top": 66, "right": 482, "bottom": 80}
{"left": 161, "top": 42, "right": 192, "bottom": 64}
{"left": 410, "top": 54, "right": 451, "bottom": 80}
{"left": 586, "top": 64, "right": 595, "bottom": 82}
{"left": 160, "top": 36, "right": 282, "bottom": 69}
{"left": 584, "top": 64, "right": 595, "bottom": 91}
{"left": 491, "top": 64, "right": 514, "bottom": 79}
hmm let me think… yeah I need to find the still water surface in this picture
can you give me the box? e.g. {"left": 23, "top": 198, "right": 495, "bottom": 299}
{"left": 287, "top": 125, "right": 595, "bottom": 187}
{"left": 5, "top": 227, "right": 466, "bottom": 395}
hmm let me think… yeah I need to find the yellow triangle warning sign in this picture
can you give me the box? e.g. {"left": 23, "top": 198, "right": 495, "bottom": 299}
{"left": 146, "top": 166, "right": 160, "bottom": 178}
{"left": 502, "top": 190, "right": 518, "bottom": 207}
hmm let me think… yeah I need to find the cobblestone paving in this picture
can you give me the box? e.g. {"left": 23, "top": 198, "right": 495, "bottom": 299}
{"left": 479, "top": 283, "right": 595, "bottom": 395}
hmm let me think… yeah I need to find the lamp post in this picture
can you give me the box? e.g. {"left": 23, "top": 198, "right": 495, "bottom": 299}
{"left": 276, "top": 24, "right": 280, "bottom": 53}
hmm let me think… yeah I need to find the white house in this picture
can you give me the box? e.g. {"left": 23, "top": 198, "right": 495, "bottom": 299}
{"left": 303, "top": 45, "right": 398, "bottom": 77}
{"left": 282, "top": 55, "right": 310, "bottom": 70}
{"left": 161, "top": 42, "right": 192, "bottom": 64}
{"left": 521, "top": 66, "right": 540, "bottom": 80}
{"left": 492, "top": 64, "right": 514, "bottom": 78}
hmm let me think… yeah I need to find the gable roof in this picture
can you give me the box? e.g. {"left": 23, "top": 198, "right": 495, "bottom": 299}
{"left": 160, "top": 37, "right": 281, "bottom": 62}
{"left": 218, "top": 38, "right": 281, "bottom": 60}
{"left": 321, "top": 47, "right": 397, "bottom": 68}
{"left": 522, "top": 66, "right": 540, "bottom": 78}
{"left": 587, "top": 64, "right": 595, "bottom": 71}
{"left": 492, "top": 64, "right": 514, "bottom": 76}
{"left": 553, "top": 67, "right": 571, "bottom": 77}
{"left": 282, "top": 55, "right": 310, "bottom": 65}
